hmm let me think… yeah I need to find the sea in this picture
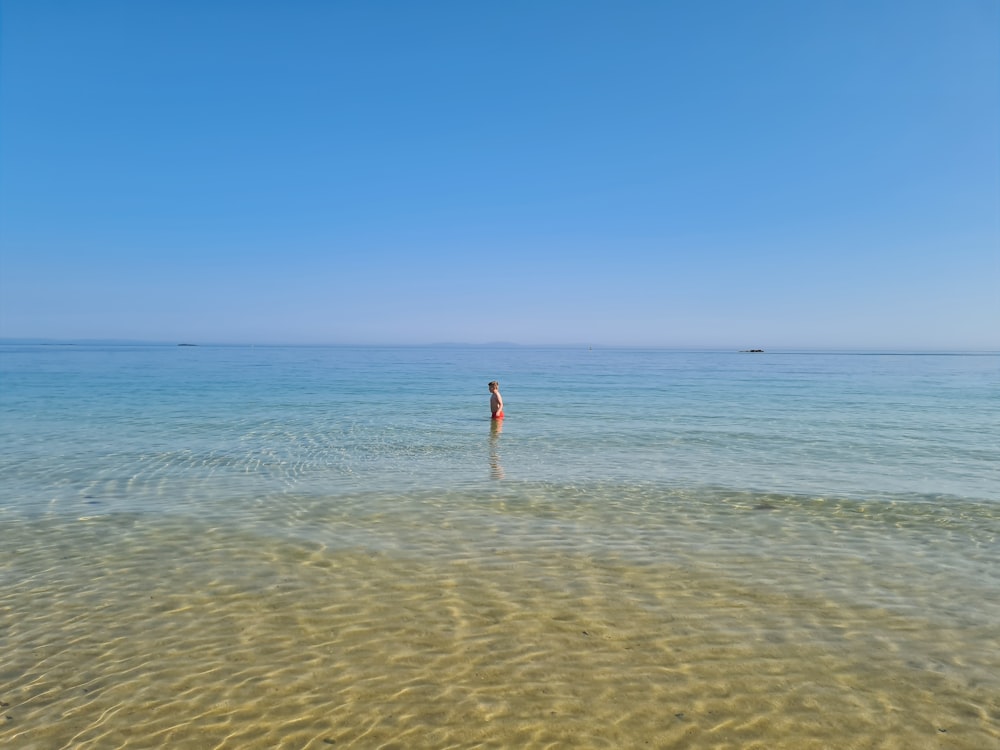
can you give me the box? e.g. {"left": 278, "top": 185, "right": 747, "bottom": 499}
{"left": 1, "top": 344, "right": 997, "bottom": 749}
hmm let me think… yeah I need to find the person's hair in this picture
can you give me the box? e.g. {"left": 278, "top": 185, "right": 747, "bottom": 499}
{"left": 488, "top": 381, "right": 499, "bottom": 389}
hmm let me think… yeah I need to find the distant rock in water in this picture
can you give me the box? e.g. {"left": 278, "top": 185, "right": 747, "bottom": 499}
{"left": 740, "top": 349, "right": 765, "bottom": 353}
{"left": 177, "top": 343, "right": 197, "bottom": 347}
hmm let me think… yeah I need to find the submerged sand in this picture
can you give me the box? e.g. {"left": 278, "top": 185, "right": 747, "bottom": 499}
{"left": 2, "top": 506, "right": 997, "bottom": 750}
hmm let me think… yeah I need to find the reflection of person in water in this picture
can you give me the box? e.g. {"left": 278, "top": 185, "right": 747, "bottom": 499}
{"left": 489, "top": 417, "right": 504, "bottom": 480}
{"left": 488, "top": 381, "right": 504, "bottom": 420}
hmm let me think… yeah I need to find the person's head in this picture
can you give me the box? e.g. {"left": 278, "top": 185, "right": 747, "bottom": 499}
{"left": 488, "top": 381, "right": 499, "bottom": 392}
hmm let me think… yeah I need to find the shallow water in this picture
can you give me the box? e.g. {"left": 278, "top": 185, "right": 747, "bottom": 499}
{"left": 1, "top": 345, "right": 998, "bottom": 748}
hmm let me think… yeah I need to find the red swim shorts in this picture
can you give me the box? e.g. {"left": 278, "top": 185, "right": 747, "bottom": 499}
{"left": 492, "top": 412, "right": 504, "bottom": 420}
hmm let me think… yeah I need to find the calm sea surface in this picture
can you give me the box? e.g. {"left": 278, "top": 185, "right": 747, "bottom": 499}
{"left": 1, "top": 345, "right": 998, "bottom": 749}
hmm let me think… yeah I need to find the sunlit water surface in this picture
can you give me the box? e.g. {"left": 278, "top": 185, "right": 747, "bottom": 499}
{"left": 1, "top": 345, "right": 997, "bottom": 749}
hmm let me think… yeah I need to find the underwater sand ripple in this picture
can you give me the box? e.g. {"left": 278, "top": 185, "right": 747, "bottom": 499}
{"left": 2, "top": 512, "right": 997, "bottom": 749}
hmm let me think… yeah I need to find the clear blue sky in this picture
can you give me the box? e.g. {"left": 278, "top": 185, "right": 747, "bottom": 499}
{"left": 1, "top": 0, "right": 997, "bottom": 349}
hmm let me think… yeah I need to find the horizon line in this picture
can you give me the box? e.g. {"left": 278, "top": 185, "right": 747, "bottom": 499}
{"left": 1, "top": 338, "right": 997, "bottom": 355}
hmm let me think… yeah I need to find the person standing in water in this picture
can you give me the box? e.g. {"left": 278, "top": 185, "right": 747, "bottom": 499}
{"left": 488, "top": 381, "right": 504, "bottom": 419}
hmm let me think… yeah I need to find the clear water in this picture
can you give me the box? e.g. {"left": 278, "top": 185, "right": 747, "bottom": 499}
{"left": 1, "top": 345, "right": 998, "bottom": 748}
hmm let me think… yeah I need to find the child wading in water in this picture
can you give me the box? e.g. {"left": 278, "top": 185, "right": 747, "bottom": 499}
{"left": 488, "top": 381, "right": 504, "bottom": 419}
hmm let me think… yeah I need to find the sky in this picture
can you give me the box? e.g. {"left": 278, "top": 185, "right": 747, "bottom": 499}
{"left": 1, "top": 0, "right": 997, "bottom": 349}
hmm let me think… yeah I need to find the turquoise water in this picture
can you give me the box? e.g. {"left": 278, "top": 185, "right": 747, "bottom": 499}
{"left": 1, "top": 345, "right": 998, "bottom": 748}
{"left": 3, "top": 345, "right": 996, "bottom": 509}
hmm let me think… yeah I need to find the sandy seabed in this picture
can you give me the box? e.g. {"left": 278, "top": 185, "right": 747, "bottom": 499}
{"left": 2, "top": 511, "right": 998, "bottom": 750}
